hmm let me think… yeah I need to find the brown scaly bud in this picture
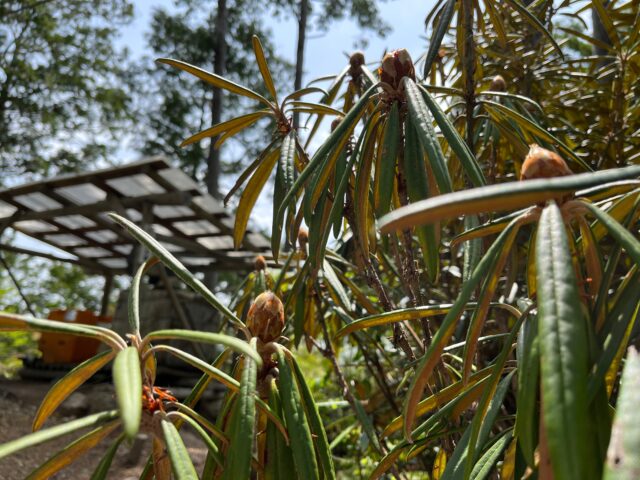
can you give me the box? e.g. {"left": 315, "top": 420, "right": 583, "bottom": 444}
{"left": 520, "top": 144, "right": 573, "bottom": 181}
{"left": 349, "top": 51, "right": 365, "bottom": 70}
{"left": 254, "top": 255, "right": 267, "bottom": 271}
{"left": 298, "top": 227, "right": 309, "bottom": 249}
{"left": 246, "top": 292, "right": 285, "bottom": 343}
{"left": 490, "top": 75, "right": 507, "bottom": 92}
{"left": 379, "top": 49, "right": 415, "bottom": 90}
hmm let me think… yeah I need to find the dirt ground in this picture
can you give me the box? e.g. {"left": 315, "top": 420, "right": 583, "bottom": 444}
{"left": 0, "top": 379, "right": 208, "bottom": 479}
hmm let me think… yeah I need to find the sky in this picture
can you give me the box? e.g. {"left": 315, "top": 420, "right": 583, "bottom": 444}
{"left": 12, "top": 0, "right": 434, "bottom": 258}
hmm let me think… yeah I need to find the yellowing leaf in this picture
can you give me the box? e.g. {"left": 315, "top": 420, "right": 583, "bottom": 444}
{"left": 33, "top": 350, "right": 116, "bottom": 431}
{"left": 252, "top": 36, "right": 278, "bottom": 102}
{"left": 432, "top": 449, "right": 447, "bottom": 480}
{"left": 234, "top": 147, "right": 280, "bottom": 248}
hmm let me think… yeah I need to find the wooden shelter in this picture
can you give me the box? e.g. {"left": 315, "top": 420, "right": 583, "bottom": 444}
{"left": 0, "top": 157, "right": 270, "bottom": 315}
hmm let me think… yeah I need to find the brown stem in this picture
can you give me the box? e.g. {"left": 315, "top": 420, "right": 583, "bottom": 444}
{"left": 462, "top": 0, "right": 476, "bottom": 152}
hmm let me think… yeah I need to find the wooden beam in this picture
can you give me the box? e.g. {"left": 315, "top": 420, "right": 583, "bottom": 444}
{"left": 0, "top": 243, "right": 113, "bottom": 274}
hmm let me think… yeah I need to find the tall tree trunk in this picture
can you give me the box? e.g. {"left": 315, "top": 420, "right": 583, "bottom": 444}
{"left": 292, "top": 0, "right": 308, "bottom": 130}
{"left": 206, "top": 0, "right": 227, "bottom": 199}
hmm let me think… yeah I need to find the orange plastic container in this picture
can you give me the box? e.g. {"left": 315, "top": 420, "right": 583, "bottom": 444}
{"left": 39, "top": 310, "right": 111, "bottom": 364}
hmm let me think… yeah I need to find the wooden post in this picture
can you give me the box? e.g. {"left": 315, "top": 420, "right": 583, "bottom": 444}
{"left": 100, "top": 274, "right": 113, "bottom": 317}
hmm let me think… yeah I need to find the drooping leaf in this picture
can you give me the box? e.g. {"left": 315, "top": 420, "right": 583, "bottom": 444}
{"left": 0, "top": 410, "right": 119, "bottom": 459}
{"left": 112, "top": 346, "right": 142, "bottom": 439}
{"left": 0, "top": 312, "right": 124, "bottom": 350}
{"left": 157, "top": 58, "right": 271, "bottom": 106}
{"left": 235, "top": 146, "right": 281, "bottom": 248}
{"left": 26, "top": 421, "right": 120, "bottom": 480}
{"left": 33, "top": 350, "right": 116, "bottom": 431}
{"left": 378, "top": 166, "right": 640, "bottom": 233}
{"left": 143, "top": 330, "right": 262, "bottom": 365}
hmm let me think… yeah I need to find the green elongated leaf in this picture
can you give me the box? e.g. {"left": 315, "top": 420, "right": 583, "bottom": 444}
{"left": 144, "top": 330, "right": 261, "bottom": 365}
{"left": 272, "top": 131, "right": 297, "bottom": 260}
{"left": 378, "top": 166, "right": 640, "bottom": 233}
{"left": 266, "top": 379, "right": 295, "bottom": 480}
{"left": 515, "top": 313, "right": 539, "bottom": 468}
{"left": 452, "top": 209, "right": 532, "bottom": 248}
{"left": 502, "top": 0, "right": 564, "bottom": 56}
{"left": 277, "top": 347, "right": 320, "bottom": 480}
{"left": 336, "top": 304, "right": 469, "bottom": 339}
{"left": 401, "top": 218, "right": 522, "bottom": 440}
{"left": 304, "top": 67, "right": 349, "bottom": 148}
{"left": 403, "top": 77, "right": 452, "bottom": 193}
{"left": 470, "top": 431, "right": 513, "bottom": 480}
{"left": 477, "top": 91, "right": 543, "bottom": 113}
{"left": 113, "top": 346, "right": 142, "bottom": 439}
{"left": 377, "top": 102, "right": 400, "bottom": 216}
{"left": 181, "top": 110, "right": 268, "bottom": 147}
{"left": 0, "top": 312, "right": 124, "bottom": 350}
{"left": 382, "top": 367, "right": 492, "bottom": 438}
{"left": 283, "top": 86, "right": 328, "bottom": 104}
{"left": 252, "top": 35, "right": 278, "bottom": 101}
{"left": 26, "top": 421, "right": 120, "bottom": 480}
{"left": 129, "top": 257, "right": 158, "bottom": 334}
{"left": 417, "top": 84, "right": 486, "bottom": 187}
{"left": 588, "top": 271, "right": 640, "bottom": 400}
{"left": 171, "top": 411, "right": 224, "bottom": 468}
{"left": 161, "top": 418, "right": 199, "bottom": 480}
{"left": 536, "top": 203, "right": 593, "bottom": 480}
{"left": 423, "top": 0, "right": 456, "bottom": 77}
{"left": 483, "top": 100, "right": 589, "bottom": 171}
{"left": 235, "top": 146, "right": 281, "bottom": 248}
{"left": 223, "top": 339, "right": 258, "bottom": 480}
{"left": 465, "top": 365, "right": 520, "bottom": 478}
{"left": 404, "top": 115, "right": 440, "bottom": 280}
{"left": 157, "top": 58, "right": 271, "bottom": 106}
{"left": 108, "top": 213, "right": 244, "bottom": 329}
{"left": 591, "top": 0, "right": 621, "bottom": 49}
{"left": 309, "top": 112, "right": 379, "bottom": 268}
{"left": 90, "top": 433, "right": 125, "bottom": 480}
{"left": 289, "top": 354, "right": 336, "bottom": 479}
{"left": 33, "top": 350, "right": 116, "bottom": 431}
{"left": 276, "top": 83, "right": 378, "bottom": 224}
{"left": 289, "top": 101, "right": 344, "bottom": 116}
{"left": 582, "top": 201, "right": 640, "bottom": 266}
{"left": 154, "top": 344, "right": 238, "bottom": 389}
{"left": 604, "top": 348, "right": 640, "bottom": 479}
{"left": 0, "top": 410, "right": 119, "bottom": 459}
